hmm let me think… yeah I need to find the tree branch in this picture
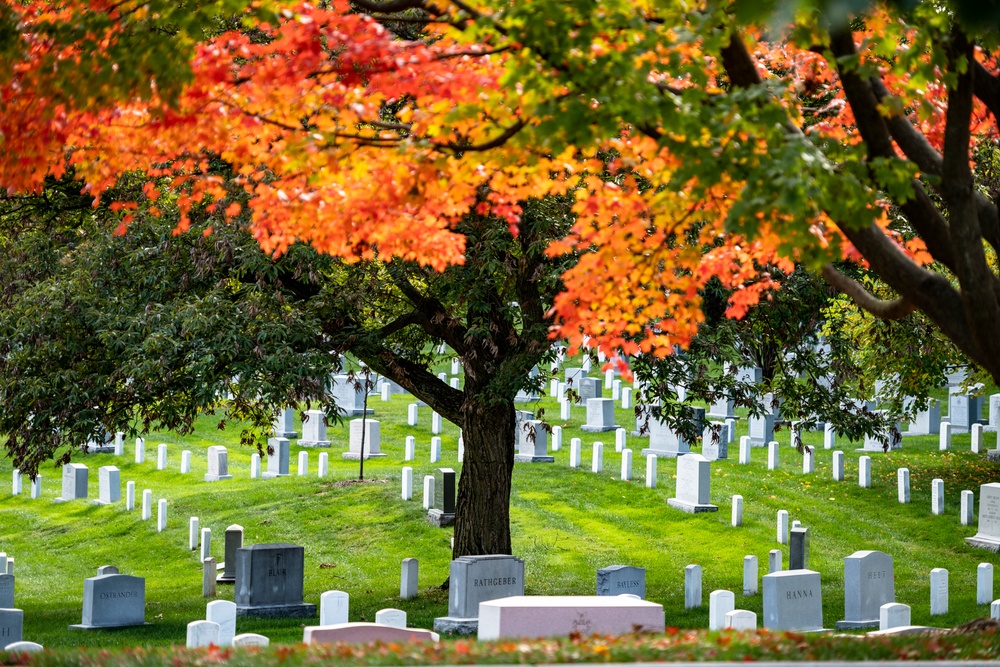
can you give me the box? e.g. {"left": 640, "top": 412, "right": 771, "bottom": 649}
{"left": 973, "top": 59, "right": 1000, "bottom": 121}
{"left": 387, "top": 268, "right": 470, "bottom": 352}
{"left": 821, "top": 264, "right": 915, "bottom": 319}
{"left": 827, "top": 26, "right": 958, "bottom": 273}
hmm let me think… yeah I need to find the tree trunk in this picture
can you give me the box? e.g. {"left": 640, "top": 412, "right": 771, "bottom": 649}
{"left": 453, "top": 392, "right": 515, "bottom": 558}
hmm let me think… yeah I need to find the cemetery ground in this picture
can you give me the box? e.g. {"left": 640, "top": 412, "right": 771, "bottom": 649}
{"left": 2, "top": 378, "right": 1000, "bottom": 661}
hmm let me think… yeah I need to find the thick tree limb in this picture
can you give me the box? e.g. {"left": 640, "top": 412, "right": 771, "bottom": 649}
{"left": 974, "top": 60, "right": 1000, "bottom": 121}
{"left": 938, "top": 28, "right": 1000, "bottom": 377}
{"left": 387, "top": 268, "right": 470, "bottom": 353}
{"left": 827, "top": 27, "right": 958, "bottom": 273}
{"left": 821, "top": 264, "right": 914, "bottom": 319}
{"left": 836, "top": 222, "right": 989, "bottom": 368}
{"left": 871, "top": 78, "right": 1000, "bottom": 254}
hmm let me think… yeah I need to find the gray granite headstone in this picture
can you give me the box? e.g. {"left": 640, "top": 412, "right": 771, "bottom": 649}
{"left": 967, "top": 482, "right": 1000, "bottom": 552}
{"left": 747, "top": 414, "right": 775, "bottom": 447}
{"left": 70, "top": 574, "right": 145, "bottom": 629}
{"left": 581, "top": 398, "right": 617, "bottom": 432}
{"left": 433, "top": 555, "right": 524, "bottom": 635}
{"left": 667, "top": 453, "right": 718, "bottom": 513}
{"left": 96, "top": 566, "right": 118, "bottom": 576}
{"left": 57, "top": 463, "right": 88, "bottom": 501}
{"left": 762, "top": 570, "right": 823, "bottom": 631}
{"left": 836, "top": 550, "right": 894, "bottom": 629}
{"left": 298, "top": 411, "right": 331, "bottom": 448}
{"left": 204, "top": 446, "right": 233, "bottom": 482}
{"left": 596, "top": 565, "right": 646, "bottom": 599}
{"left": 273, "top": 408, "right": 298, "bottom": 438}
{"left": 515, "top": 420, "right": 554, "bottom": 463}
{"left": 789, "top": 527, "right": 810, "bottom": 570}
{"left": 642, "top": 418, "right": 689, "bottom": 458}
{"left": 234, "top": 543, "right": 315, "bottom": 617}
{"left": 577, "top": 377, "right": 603, "bottom": 404}
{"left": 0, "top": 608, "right": 23, "bottom": 645}
{"left": 218, "top": 524, "right": 243, "bottom": 584}
{"left": 0, "top": 574, "right": 13, "bottom": 608}
{"left": 331, "top": 375, "right": 374, "bottom": 417}
{"left": 263, "top": 438, "right": 291, "bottom": 478}
{"left": 95, "top": 466, "right": 120, "bottom": 505}
{"left": 429, "top": 468, "right": 456, "bottom": 527}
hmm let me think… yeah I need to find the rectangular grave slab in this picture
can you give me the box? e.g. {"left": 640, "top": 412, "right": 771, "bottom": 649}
{"left": 262, "top": 438, "right": 291, "bottom": 478}
{"left": 204, "top": 446, "right": 233, "bottom": 482}
{"left": 762, "top": 570, "right": 824, "bottom": 631}
{"left": 0, "top": 608, "right": 23, "bottom": 645}
{"left": 642, "top": 418, "right": 690, "bottom": 458}
{"left": 331, "top": 375, "right": 374, "bottom": 417}
{"left": 0, "top": 574, "right": 13, "bottom": 608}
{"left": 235, "top": 543, "right": 316, "bottom": 618}
{"left": 433, "top": 555, "right": 524, "bottom": 635}
{"left": 581, "top": 399, "right": 617, "bottom": 433}
{"left": 478, "top": 596, "right": 664, "bottom": 640}
{"left": 428, "top": 468, "right": 456, "bottom": 527}
{"left": 273, "top": 408, "right": 298, "bottom": 438}
{"left": 70, "top": 574, "right": 145, "bottom": 629}
{"left": 967, "top": 482, "right": 1000, "bottom": 552}
{"left": 596, "top": 565, "right": 646, "bottom": 599}
{"left": 95, "top": 466, "right": 120, "bottom": 505}
{"left": 747, "top": 414, "right": 775, "bottom": 448}
{"left": 577, "top": 377, "right": 603, "bottom": 405}
{"left": 667, "top": 453, "right": 718, "bottom": 513}
{"left": 837, "top": 550, "right": 895, "bottom": 629}
{"left": 298, "top": 410, "right": 331, "bottom": 448}
{"left": 515, "top": 420, "right": 554, "bottom": 463}
{"left": 304, "top": 622, "right": 438, "bottom": 644}
{"left": 57, "top": 463, "right": 88, "bottom": 502}
{"left": 218, "top": 524, "right": 243, "bottom": 584}
{"left": 343, "top": 419, "right": 385, "bottom": 460}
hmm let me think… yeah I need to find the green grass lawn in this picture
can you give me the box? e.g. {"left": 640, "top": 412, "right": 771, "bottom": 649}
{"left": 2, "top": 373, "right": 999, "bottom": 651}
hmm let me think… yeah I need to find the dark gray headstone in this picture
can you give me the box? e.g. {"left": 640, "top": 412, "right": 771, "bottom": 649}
{"left": 234, "top": 543, "right": 315, "bottom": 617}
{"left": 433, "top": 469, "right": 456, "bottom": 514}
{"left": 578, "top": 377, "right": 603, "bottom": 404}
{"left": 71, "top": 574, "right": 145, "bottom": 629}
{"left": 218, "top": 524, "right": 243, "bottom": 584}
{"left": 96, "top": 566, "right": 118, "bottom": 576}
{"left": 789, "top": 527, "right": 810, "bottom": 570}
{"left": 596, "top": 565, "right": 646, "bottom": 599}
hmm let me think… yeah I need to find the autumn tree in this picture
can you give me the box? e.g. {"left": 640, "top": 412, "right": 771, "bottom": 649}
{"left": 0, "top": 166, "right": 575, "bottom": 557}
{"left": 5, "top": 0, "right": 1000, "bottom": 548}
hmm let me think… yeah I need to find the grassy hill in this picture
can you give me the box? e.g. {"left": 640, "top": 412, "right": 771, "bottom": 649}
{"left": 2, "top": 381, "right": 999, "bottom": 649}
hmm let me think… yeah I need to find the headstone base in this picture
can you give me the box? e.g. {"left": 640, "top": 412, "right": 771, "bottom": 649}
{"left": 666, "top": 498, "right": 718, "bottom": 514}
{"left": 261, "top": 472, "right": 292, "bottom": 479}
{"left": 514, "top": 397, "right": 540, "bottom": 404}
{"left": 581, "top": 425, "right": 618, "bottom": 433}
{"left": 236, "top": 603, "right": 316, "bottom": 618}
{"left": 514, "top": 455, "right": 555, "bottom": 463}
{"left": 297, "top": 440, "right": 331, "bottom": 448}
{"left": 54, "top": 497, "right": 76, "bottom": 503}
{"left": 70, "top": 622, "right": 150, "bottom": 630}
{"left": 427, "top": 509, "right": 456, "bottom": 527}
{"left": 86, "top": 445, "right": 116, "bottom": 454}
{"left": 341, "top": 452, "right": 387, "bottom": 460}
{"left": 965, "top": 534, "right": 1000, "bottom": 552}
{"left": 216, "top": 575, "right": 236, "bottom": 585}
{"left": 204, "top": 474, "right": 233, "bottom": 482}
{"left": 274, "top": 430, "right": 298, "bottom": 438}
{"left": 835, "top": 618, "right": 880, "bottom": 630}
{"left": 342, "top": 409, "right": 375, "bottom": 417}
{"left": 641, "top": 448, "right": 686, "bottom": 459}
{"left": 866, "top": 625, "right": 940, "bottom": 636}
{"left": 630, "top": 431, "right": 650, "bottom": 438}
{"left": 432, "top": 616, "right": 478, "bottom": 635}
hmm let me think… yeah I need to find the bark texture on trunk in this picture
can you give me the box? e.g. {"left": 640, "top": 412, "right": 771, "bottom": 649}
{"left": 453, "top": 393, "right": 515, "bottom": 558}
